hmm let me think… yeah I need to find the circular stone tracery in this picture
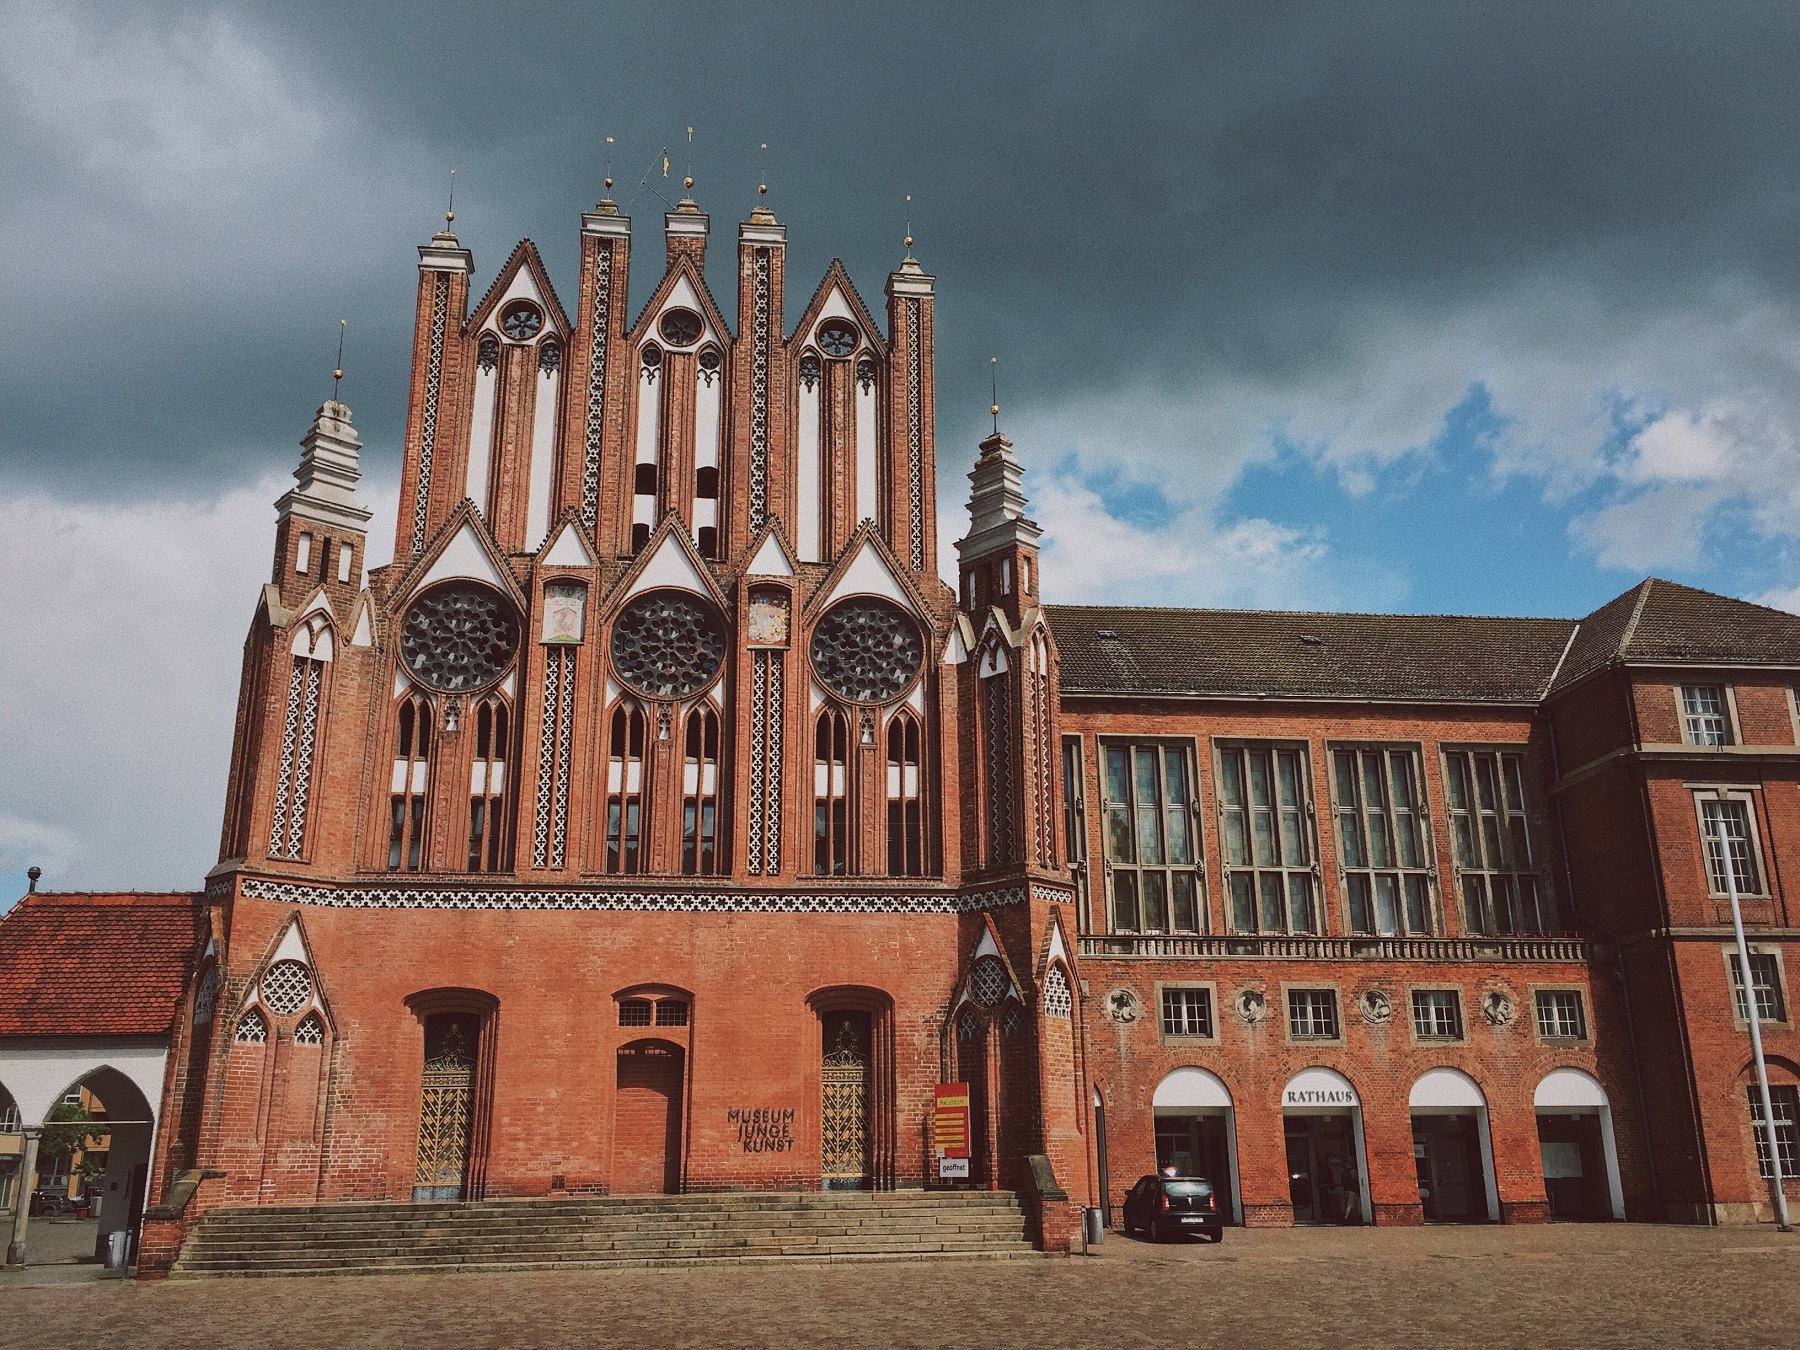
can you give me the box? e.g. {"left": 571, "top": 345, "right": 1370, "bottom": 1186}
{"left": 400, "top": 582, "right": 521, "bottom": 693}
{"left": 659, "top": 308, "right": 704, "bottom": 347}
{"left": 610, "top": 590, "right": 728, "bottom": 699}
{"left": 809, "top": 597, "right": 923, "bottom": 704}
{"left": 261, "top": 961, "right": 312, "bottom": 1015}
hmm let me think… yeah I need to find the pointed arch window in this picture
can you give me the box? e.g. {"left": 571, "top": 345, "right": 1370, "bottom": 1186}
{"left": 234, "top": 1008, "right": 268, "bottom": 1045}
{"left": 270, "top": 619, "right": 332, "bottom": 862}
{"left": 683, "top": 705, "right": 720, "bottom": 875}
{"left": 293, "top": 1012, "right": 325, "bottom": 1046}
{"left": 388, "top": 694, "right": 432, "bottom": 871}
{"left": 1042, "top": 964, "right": 1073, "bottom": 1019}
{"left": 886, "top": 711, "right": 924, "bottom": 876}
{"left": 467, "top": 697, "right": 510, "bottom": 872}
{"left": 606, "top": 701, "right": 648, "bottom": 874}
{"left": 814, "top": 708, "right": 850, "bottom": 876}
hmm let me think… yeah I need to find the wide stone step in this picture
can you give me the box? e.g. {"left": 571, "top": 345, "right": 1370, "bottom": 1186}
{"left": 198, "top": 1196, "right": 1021, "bottom": 1224}
{"left": 189, "top": 1211, "right": 1024, "bottom": 1239}
{"left": 181, "top": 1233, "right": 1031, "bottom": 1266}
{"left": 190, "top": 1221, "right": 1025, "bottom": 1251}
{"left": 171, "top": 1248, "right": 1044, "bottom": 1279}
{"left": 187, "top": 1225, "right": 1027, "bottom": 1257}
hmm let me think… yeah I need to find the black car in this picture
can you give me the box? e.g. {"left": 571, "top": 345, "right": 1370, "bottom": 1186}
{"left": 29, "top": 1188, "right": 79, "bottom": 1216}
{"left": 1122, "top": 1174, "right": 1224, "bottom": 1242}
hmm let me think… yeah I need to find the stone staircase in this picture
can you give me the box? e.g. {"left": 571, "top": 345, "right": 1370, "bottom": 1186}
{"left": 169, "top": 1190, "right": 1038, "bottom": 1278}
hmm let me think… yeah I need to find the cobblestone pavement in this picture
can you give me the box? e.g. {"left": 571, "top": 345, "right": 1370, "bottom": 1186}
{"left": 3, "top": 1223, "right": 1798, "bottom": 1349}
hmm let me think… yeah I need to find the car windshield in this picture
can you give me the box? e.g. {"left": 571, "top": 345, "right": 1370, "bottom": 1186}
{"left": 1162, "top": 1179, "right": 1212, "bottom": 1196}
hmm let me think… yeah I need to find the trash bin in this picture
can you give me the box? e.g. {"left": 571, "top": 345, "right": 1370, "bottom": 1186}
{"left": 105, "top": 1230, "right": 128, "bottom": 1270}
{"left": 1083, "top": 1207, "right": 1105, "bottom": 1247}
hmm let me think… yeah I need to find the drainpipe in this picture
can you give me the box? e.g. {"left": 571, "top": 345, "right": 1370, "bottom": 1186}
{"left": 1545, "top": 702, "right": 1663, "bottom": 1220}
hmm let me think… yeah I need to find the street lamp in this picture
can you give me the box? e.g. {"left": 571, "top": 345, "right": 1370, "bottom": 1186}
{"left": 1714, "top": 807, "right": 1792, "bottom": 1232}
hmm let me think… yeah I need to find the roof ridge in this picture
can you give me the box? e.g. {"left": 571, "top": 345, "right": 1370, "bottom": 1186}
{"left": 1616, "top": 577, "right": 1656, "bottom": 656}
{"left": 1043, "top": 602, "right": 1571, "bottom": 624}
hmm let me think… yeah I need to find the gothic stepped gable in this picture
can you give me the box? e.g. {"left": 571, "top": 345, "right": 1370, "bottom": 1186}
{"left": 170, "top": 1192, "right": 1035, "bottom": 1277}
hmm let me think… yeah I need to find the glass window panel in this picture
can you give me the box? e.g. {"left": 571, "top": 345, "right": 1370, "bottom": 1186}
{"left": 1248, "top": 751, "right": 1273, "bottom": 808}
{"left": 1171, "top": 872, "right": 1199, "bottom": 931}
{"left": 1166, "top": 808, "right": 1193, "bottom": 864}
{"left": 1388, "top": 753, "right": 1416, "bottom": 810}
{"left": 1348, "top": 874, "right": 1373, "bottom": 934}
{"left": 1289, "top": 873, "right": 1315, "bottom": 932}
{"left": 1366, "top": 811, "right": 1393, "bottom": 869}
{"left": 1334, "top": 751, "right": 1358, "bottom": 810}
{"left": 1105, "top": 807, "right": 1135, "bottom": 863}
{"left": 1462, "top": 875, "right": 1488, "bottom": 933}
{"left": 1395, "top": 812, "right": 1423, "bottom": 870}
{"left": 1259, "top": 872, "right": 1286, "bottom": 932}
{"left": 1518, "top": 876, "right": 1542, "bottom": 933}
{"left": 1278, "top": 806, "right": 1305, "bottom": 865}
{"left": 1141, "top": 872, "right": 1169, "bottom": 932}
{"left": 1338, "top": 808, "right": 1367, "bottom": 868}
{"left": 1491, "top": 875, "right": 1517, "bottom": 933}
{"left": 1229, "top": 873, "right": 1256, "bottom": 931}
{"left": 1373, "top": 874, "right": 1400, "bottom": 934}
{"left": 1475, "top": 756, "right": 1500, "bottom": 813}
{"left": 1452, "top": 816, "right": 1477, "bottom": 870}
{"left": 1164, "top": 752, "right": 1189, "bottom": 806}
{"left": 1137, "top": 808, "right": 1164, "bottom": 864}
{"left": 1112, "top": 871, "right": 1140, "bottom": 931}
{"left": 1481, "top": 816, "right": 1505, "bottom": 870}
{"left": 1404, "top": 875, "right": 1431, "bottom": 933}
{"left": 1275, "top": 750, "right": 1301, "bottom": 807}
{"left": 1502, "top": 755, "right": 1528, "bottom": 813}
{"left": 1445, "top": 757, "right": 1471, "bottom": 812}
{"left": 1360, "top": 754, "right": 1386, "bottom": 817}
{"left": 1105, "top": 746, "right": 1130, "bottom": 805}
{"left": 1223, "top": 811, "right": 1249, "bottom": 866}
{"left": 1509, "top": 817, "right": 1532, "bottom": 869}
{"left": 1251, "top": 808, "right": 1276, "bottom": 867}
{"left": 1135, "top": 747, "right": 1161, "bottom": 807}
{"left": 1218, "top": 752, "right": 1245, "bottom": 806}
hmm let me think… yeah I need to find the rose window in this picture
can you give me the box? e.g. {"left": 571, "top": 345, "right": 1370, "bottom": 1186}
{"left": 970, "top": 956, "right": 1009, "bottom": 1008}
{"left": 610, "top": 590, "right": 727, "bottom": 699}
{"left": 500, "top": 302, "right": 542, "bottom": 341}
{"left": 401, "top": 583, "right": 520, "bottom": 693}
{"left": 659, "top": 308, "right": 704, "bottom": 347}
{"left": 817, "top": 319, "right": 858, "bottom": 358}
{"left": 261, "top": 961, "right": 312, "bottom": 1015}
{"left": 809, "top": 597, "right": 923, "bottom": 704}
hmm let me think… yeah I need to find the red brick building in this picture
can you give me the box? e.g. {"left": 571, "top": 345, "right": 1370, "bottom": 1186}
{"left": 54, "top": 192, "right": 1797, "bottom": 1268}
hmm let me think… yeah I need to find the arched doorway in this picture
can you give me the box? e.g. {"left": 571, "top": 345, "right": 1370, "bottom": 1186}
{"left": 1282, "top": 1067, "right": 1370, "bottom": 1224}
{"left": 613, "top": 1040, "right": 685, "bottom": 1194}
{"left": 0, "top": 1081, "right": 20, "bottom": 1221}
{"left": 1534, "top": 1068, "right": 1624, "bottom": 1220}
{"left": 1152, "top": 1068, "right": 1242, "bottom": 1224}
{"left": 405, "top": 990, "right": 498, "bottom": 1204}
{"left": 1410, "top": 1068, "right": 1498, "bottom": 1222}
{"left": 820, "top": 1012, "right": 872, "bottom": 1190}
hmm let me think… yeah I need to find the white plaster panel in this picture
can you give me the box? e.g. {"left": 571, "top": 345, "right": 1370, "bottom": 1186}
{"left": 1153, "top": 1067, "right": 1234, "bottom": 1110}
{"left": 855, "top": 376, "right": 878, "bottom": 526}
{"left": 0, "top": 1043, "right": 168, "bottom": 1129}
{"left": 796, "top": 369, "right": 821, "bottom": 561}
{"left": 821, "top": 538, "right": 913, "bottom": 611}
{"left": 419, "top": 521, "right": 507, "bottom": 591}
{"left": 747, "top": 533, "right": 795, "bottom": 577}
{"left": 543, "top": 522, "right": 594, "bottom": 567}
{"left": 526, "top": 365, "right": 559, "bottom": 549}
{"left": 466, "top": 359, "right": 497, "bottom": 510}
{"left": 1410, "top": 1067, "right": 1487, "bottom": 1109}
{"left": 624, "top": 532, "right": 711, "bottom": 600}
{"left": 1533, "top": 1067, "right": 1609, "bottom": 1108}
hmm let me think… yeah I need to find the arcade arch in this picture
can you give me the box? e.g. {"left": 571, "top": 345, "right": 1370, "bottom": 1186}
{"left": 1533, "top": 1068, "right": 1624, "bottom": 1220}
{"left": 1151, "top": 1067, "right": 1241, "bottom": 1223}
{"left": 1409, "top": 1068, "right": 1499, "bottom": 1222}
{"left": 1281, "top": 1067, "right": 1371, "bottom": 1224}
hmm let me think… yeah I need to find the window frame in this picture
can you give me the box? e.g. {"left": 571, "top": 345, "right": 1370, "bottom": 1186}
{"left": 1531, "top": 985, "right": 1590, "bottom": 1043}
{"left": 1216, "top": 740, "right": 1321, "bottom": 935}
{"left": 1691, "top": 787, "right": 1769, "bottom": 899}
{"left": 1328, "top": 742, "right": 1438, "bottom": 936}
{"left": 1748, "top": 1083, "right": 1800, "bottom": 1182}
{"left": 1283, "top": 984, "right": 1344, "bottom": 1045}
{"left": 1098, "top": 738, "right": 1207, "bottom": 935}
{"left": 1408, "top": 986, "right": 1466, "bottom": 1043}
{"left": 1676, "top": 682, "right": 1738, "bottom": 747}
{"left": 1439, "top": 745, "right": 1556, "bottom": 936}
{"left": 1156, "top": 981, "right": 1220, "bottom": 1045}
{"left": 1724, "top": 946, "right": 1791, "bottom": 1029}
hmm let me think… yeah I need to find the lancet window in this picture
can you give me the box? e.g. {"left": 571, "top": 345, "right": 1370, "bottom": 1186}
{"left": 467, "top": 697, "right": 510, "bottom": 872}
{"left": 814, "top": 708, "right": 851, "bottom": 876}
{"left": 605, "top": 701, "right": 647, "bottom": 874}
{"left": 682, "top": 706, "right": 720, "bottom": 875}
{"left": 886, "top": 711, "right": 924, "bottom": 876}
{"left": 269, "top": 620, "right": 331, "bottom": 862}
{"left": 388, "top": 694, "right": 432, "bottom": 871}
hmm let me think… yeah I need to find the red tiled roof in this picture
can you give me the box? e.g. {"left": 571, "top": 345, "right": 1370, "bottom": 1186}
{"left": 0, "top": 891, "right": 204, "bottom": 1038}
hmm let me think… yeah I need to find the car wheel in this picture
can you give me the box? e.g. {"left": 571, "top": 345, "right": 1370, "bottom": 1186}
{"left": 1148, "top": 1220, "right": 1163, "bottom": 1244}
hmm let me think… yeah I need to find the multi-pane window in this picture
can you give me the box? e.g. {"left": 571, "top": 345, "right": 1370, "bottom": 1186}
{"left": 682, "top": 707, "right": 719, "bottom": 876}
{"left": 1681, "top": 685, "right": 1732, "bottom": 746}
{"left": 1534, "top": 989, "right": 1587, "bottom": 1040}
{"left": 1288, "top": 988, "right": 1339, "bottom": 1040}
{"left": 1219, "top": 744, "right": 1316, "bottom": 933}
{"left": 886, "top": 712, "right": 924, "bottom": 876}
{"left": 1698, "top": 795, "right": 1764, "bottom": 897}
{"left": 1332, "top": 747, "right": 1432, "bottom": 935}
{"left": 1730, "top": 952, "right": 1787, "bottom": 1024}
{"left": 388, "top": 695, "right": 432, "bottom": 871}
{"left": 466, "top": 698, "right": 509, "bottom": 872}
{"left": 1411, "top": 989, "right": 1463, "bottom": 1040}
{"left": 814, "top": 709, "right": 850, "bottom": 876}
{"left": 605, "top": 703, "right": 647, "bottom": 874}
{"left": 1748, "top": 1085, "right": 1800, "bottom": 1180}
{"left": 1442, "top": 749, "right": 1552, "bottom": 935}
{"left": 654, "top": 1000, "right": 689, "bottom": 1027}
{"left": 1161, "top": 987, "right": 1214, "bottom": 1038}
{"left": 1101, "top": 742, "right": 1201, "bottom": 933}
{"left": 618, "top": 999, "right": 653, "bottom": 1027}
{"left": 1062, "top": 736, "right": 1090, "bottom": 926}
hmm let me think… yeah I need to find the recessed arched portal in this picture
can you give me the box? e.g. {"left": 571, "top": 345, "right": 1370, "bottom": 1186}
{"left": 1534, "top": 1068, "right": 1624, "bottom": 1220}
{"left": 613, "top": 1039, "right": 686, "bottom": 1195}
{"left": 1409, "top": 1068, "right": 1499, "bottom": 1222}
{"left": 1151, "top": 1068, "right": 1242, "bottom": 1224}
{"left": 1281, "top": 1067, "right": 1371, "bottom": 1225}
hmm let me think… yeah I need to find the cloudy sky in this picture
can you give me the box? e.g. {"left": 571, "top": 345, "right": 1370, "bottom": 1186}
{"left": 5, "top": 1, "right": 1800, "bottom": 907}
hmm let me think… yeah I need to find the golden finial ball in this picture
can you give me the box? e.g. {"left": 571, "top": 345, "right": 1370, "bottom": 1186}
{"left": 683, "top": 175, "right": 694, "bottom": 189}
{"left": 333, "top": 369, "right": 344, "bottom": 381}
{"left": 604, "top": 177, "right": 613, "bottom": 189}
{"left": 759, "top": 183, "right": 768, "bottom": 195}
{"left": 445, "top": 210, "right": 455, "bottom": 223}
{"left": 991, "top": 404, "right": 1000, "bottom": 417}
{"left": 904, "top": 235, "right": 914, "bottom": 248}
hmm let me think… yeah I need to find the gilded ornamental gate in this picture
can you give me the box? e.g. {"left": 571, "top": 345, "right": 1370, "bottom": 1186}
{"left": 820, "top": 1013, "right": 872, "bottom": 1189}
{"left": 414, "top": 1015, "right": 476, "bottom": 1201}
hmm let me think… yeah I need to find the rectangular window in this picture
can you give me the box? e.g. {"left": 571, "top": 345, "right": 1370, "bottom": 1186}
{"left": 1730, "top": 952, "right": 1787, "bottom": 1023}
{"left": 1411, "top": 989, "right": 1463, "bottom": 1040}
{"left": 1161, "top": 987, "right": 1214, "bottom": 1038}
{"left": 1442, "top": 748, "right": 1553, "bottom": 935}
{"left": 1749, "top": 1085, "right": 1800, "bottom": 1180}
{"left": 1681, "top": 685, "right": 1732, "bottom": 746}
{"left": 1534, "top": 989, "right": 1587, "bottom": 1040}
{"left": 1697, "top": 794, "right": 1765, "bottom": 897}
{"left": 337, "top": 540, "right": 354, "bottom": 584}
{"left": 1062, "top": 736, "right": 1091, "bottom": 928}
{"left": 1288, "top": 988, "right": 1340, "bottom": 1040}
{"left": 1219, "top": 743, "right": 1316, "bottom": 933}
{"left": 618, "top": 999, "right": 652, "bottom": 1027}
{"left": 1333, "top": 746, "right": 1433, "bottom": 935}
{"left": 1101, "top": 741, "right": 1203, "bottom": 933}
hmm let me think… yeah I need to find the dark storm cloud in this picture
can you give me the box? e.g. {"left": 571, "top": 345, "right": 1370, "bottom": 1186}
{"left": 3, "top": 1, "right": 1798, "bottom": 496}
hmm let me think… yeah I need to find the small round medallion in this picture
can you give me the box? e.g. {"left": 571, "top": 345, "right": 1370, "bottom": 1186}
{"left": 500, "top": 301, "right": 542, "bottom": 341}
{"left": 659, "top": 308, "right": 704, "bottom": 347}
